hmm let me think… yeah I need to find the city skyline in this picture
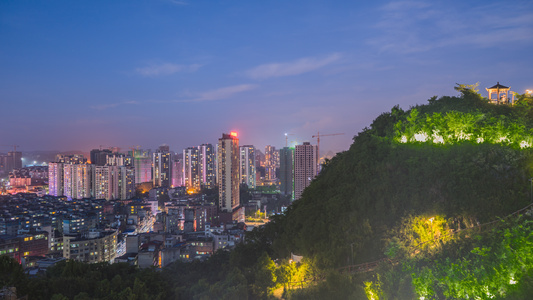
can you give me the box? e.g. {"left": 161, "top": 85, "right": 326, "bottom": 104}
{"left": 1, "top": 1, "right": 532, "bottom": 154}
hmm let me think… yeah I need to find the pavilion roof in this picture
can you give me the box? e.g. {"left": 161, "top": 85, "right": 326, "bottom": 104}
{"left": 487, "top": 82, "right": 509, "bottom": 90}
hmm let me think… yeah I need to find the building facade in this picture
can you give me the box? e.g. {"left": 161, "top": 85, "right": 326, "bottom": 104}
{"left": 279, "top": 147, "right": 294, "bottom": 199}
{"left": 90, "top": 149, "right": 112, "bottom": 166}
{"left": 183, "top": 147, "right": 200, "bottom": 191}
{"left": 48, "top": 162, "right": 64, "bottom": 197}
{"left": 198, "top": 144, "right": 216, "bottom": 189}
{"left": 133, "top": 149, "right": 152, "bottom": 184}
{"left": 63, "top": 163, "right": 92, "bottom": 200}
{"left": 118, "top": 166, "right": 136, "bottom": 200}
{"left": 294, "top": 142, "right": 317, "bottom": 200}
{"left": 264, "top": 145, "right": 278, "bottom": 181}
{"left": 217, "top": 133, "right": 240, "bottom": 212}
{"left": 62, "top": 230, "right": 117, "bottom": 263}
{"left": 92, "top": 166, "right": 118, "bottom": 200}
{"left": 239, "top": 145, "right": 256, "bottom": 188}
{"left": 171, "top": 154, "right": 183, "bottom": 187}
{"left": 153, "top": 146, "right": 172, "bottom": 188}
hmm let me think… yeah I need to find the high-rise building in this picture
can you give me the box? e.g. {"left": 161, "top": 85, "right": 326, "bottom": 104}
{"left": 106, "top": 153, "right": 127, "bottom": 166}
{"left": 183, "top": 147, "right": 200, "bottom": 190}
{"left": 48, "top": 162, "right": 64, "bottom": 197}
{"left": 133, "top": 149, "right": 152, "bottom": 184}
{"left": 239, "top": 145, "right": 256, "bottom": 188}
{"left": 6, "top": 151, "right": 22, "bottom": 171}
{"left": 279, "top": 147, "right": 294, "bottom": 199}
{"left": 264, "top": 145, "right": 278, "bottom": 181}
{"left": 171, "top": 154, "right": 183, "bottom": 187}
{"left": 118, "top": 166, "right": 135, "bottom": 200}
{"left": 218, "top": 132, "right": 240, "bottom": 212}
{"left": 63, "top": 163, "right": 92, "bottom": 200}
{"left": 294, "top": 142, "right": 317, "bottom": 200}
{"left": 153, "top": 146, "right": 172, "bottom": 188}
{"left": 90, "top": 149, "right": 112, "bottom": 166}
{"left": 92, "top": 165, "right": 118, "bottom": 200}
{"left": 199, "top": 144, "right": 216, "bottom": 189}
{"left": 57, "top": 154, "right": 87, "bottom": 164}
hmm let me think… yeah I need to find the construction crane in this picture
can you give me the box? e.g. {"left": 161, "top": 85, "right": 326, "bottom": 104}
{"left": 127, "top": 145, "right": 141, "bottom": 156}
{"left": 311, "top": 132, "right": 344, "bottom": 171}
{"left": 284, "top": 133, "right": 295, "bottom": 147}
{"left": 0, "top": 145, "right": 20, "bottom": 152}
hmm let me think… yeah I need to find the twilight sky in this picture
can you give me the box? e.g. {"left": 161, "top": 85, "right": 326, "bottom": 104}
{"left": 1, "top": 0, "right": 532, "bottom": 155}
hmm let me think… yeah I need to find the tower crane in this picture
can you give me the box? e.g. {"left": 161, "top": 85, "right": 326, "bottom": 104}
{"left": 311, "top": 132, "right": 344, "bottom": 171}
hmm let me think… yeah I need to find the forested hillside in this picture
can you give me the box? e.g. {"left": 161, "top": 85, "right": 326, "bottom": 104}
{"left": 266, "top": 88, "right": 533, "bottom": 268}
{"left": 265, "top": 86, "right": 533, "bottom": 299}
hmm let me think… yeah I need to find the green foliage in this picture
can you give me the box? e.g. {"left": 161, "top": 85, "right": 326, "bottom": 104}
{"left": 394, "top": 108, "right": 533, "bottom": 148}
{"left": 364, "top": 276, "right": 384, "bottom": 300}
{"left": 410, "top": 217, "right": 533, "bottom": 299}
{"left": 17, "top": 261, "right": 169, "bottom": 300}
{"left": 0, "top": 255, "right": 26, "bottom": 290}
{"left": 454, "top": 82, "right": 480, "bottom": 96}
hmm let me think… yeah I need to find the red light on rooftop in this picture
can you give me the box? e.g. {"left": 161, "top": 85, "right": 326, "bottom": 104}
{"left": 230, "top": 131, "right": 238, "bottom": 137}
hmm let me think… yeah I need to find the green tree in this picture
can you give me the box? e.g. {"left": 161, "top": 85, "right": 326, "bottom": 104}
{"left": 253, "top": 252, "right": 277, "bottom": 298}
{"left": 0, "top": 255, "right": 25, "bottom": 291}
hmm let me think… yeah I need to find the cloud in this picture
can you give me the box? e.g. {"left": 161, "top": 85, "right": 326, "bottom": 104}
{"left": 193, "top": 84, "right": 258, "bottom": 102}
{"left": 90, "top": 101, "right": 139, "bottom": 111}
{"left": 246, "top": 53, "right": 342, "bottom": 79}
{"left": 168, "top": 0, "right": 188, "bottom": 5}
{"left": 146, "top": 84, "right": 259, "bottom": 104}
{"left": 369, "top": 1, "right": 533, "bottom": 54}
{"left": 135, "top": 63, "right": 201, "bottom": 77}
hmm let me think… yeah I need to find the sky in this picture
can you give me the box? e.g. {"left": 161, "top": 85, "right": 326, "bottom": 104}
{"left": 1, "top": 0, "right": 532, "bottom": 155}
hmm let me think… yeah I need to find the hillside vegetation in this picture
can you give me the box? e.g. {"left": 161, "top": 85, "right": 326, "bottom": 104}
{"left": 265, "top": 87, "right": 533, "bottom": 299}
{"left": 266, "top": 88, "right": 532, "bottom": 265}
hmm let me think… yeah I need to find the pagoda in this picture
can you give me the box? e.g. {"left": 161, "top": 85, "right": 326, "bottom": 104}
{"left": 486, "top": 82, "right": 514, "bottom": 105}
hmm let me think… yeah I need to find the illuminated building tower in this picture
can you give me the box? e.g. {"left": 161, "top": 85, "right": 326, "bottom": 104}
{"left": 279, "top": 147, "right": 294, "bottom": 199}
{"left": 118, "top": 166, "right": 135, "bottom": 200}
{"left": 153, "top": 145, "right": 172, "bottom": 187}
{"left": 171, "top": 154, "right": 183, "bottom": 187}
{"left": 183, "top": 147, "right": 200, "bottom": 190}
{"left": 199, "top": 144, "right": 216, "bottom": 189}
{"left": 57, "top": 154, "right": 87, "bottom": 164}
{"left": 217, "top": 132, "right": 240, "bottom": 212}
{"left": 133, "top": 149, "right": 152, "bottom": 183}
{"left": 264, "top": 145, "right": 278, "bottom": 181}
{"left": 63, "top": 163, "right": 92, "bottom": 200}
{"left": 48, "top": 162, "right": 64, "bottom": 196}
{"left": 106, "top": 153, "right": 127, "bottom": 166}
{"left": 294, "top": 142, "right": 317, "bottom": 200}
{"left": 92, "top": 165, "right": 118, "bottom": 200}
{"left": 239, "top": 145, "right": 256, "bottom": 188}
